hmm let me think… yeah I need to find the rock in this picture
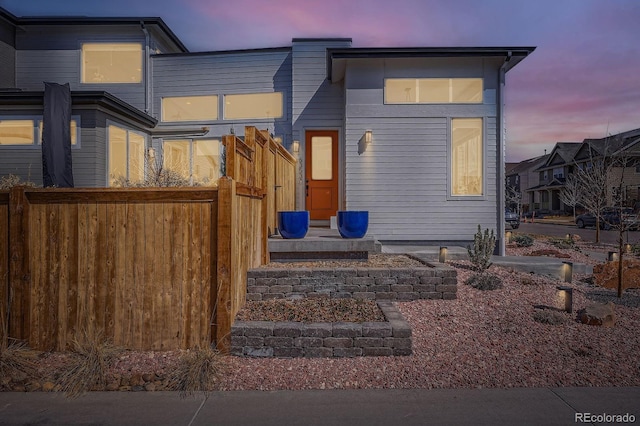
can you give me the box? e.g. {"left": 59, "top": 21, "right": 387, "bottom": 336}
{"left": 580, "top": 302, "right": 615, "bottom": 327}
{"left": 118, "top": 385, "right": 132, "bottom": 391}
{"left": 106, "top": 381, "right": 120, "bottom": 391}
{"left": 144, "top": 383, "right": 156, "bottom": 392}
{"left": 129, "top": 373, "right": 145, "bottom": 386}
{"left": 42, "top": 381, "right": 56, "bottom": 392}
{"left": 132, "top": 385, "right": 145, "bottom": 392}
{"left": 142, "top": 373, "right": 156, "bottom": 382}
{"left": 26, "top": 381, "right": 42, "bottom": 392}
{"left": 12, "top": 385, "right": 26, "bottom": 392}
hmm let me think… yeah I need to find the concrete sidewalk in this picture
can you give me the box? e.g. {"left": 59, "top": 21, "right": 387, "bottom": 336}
{"left": 0, "top": 387, "right": 638, "bottom": 425}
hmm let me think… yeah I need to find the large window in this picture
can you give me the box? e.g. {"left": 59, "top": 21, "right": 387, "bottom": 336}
{"left": 163, "top": 139, "right": 221, "bottom": 184}
{"left": 82, "top": 43, "right": 143, "bottom": 84}
{"left": 0, "top": 118, "right": 79, "bottom": 146}
{"left": 108, "top": 125, "right": 145, "bottom": 186}
{"left": 385, "top": 78, "right": 483, "bottom": 104}
{"left": 161, "top": 95, "right": 218, "bottom": 122}
{"left": 224, "top": 92, "right": 283, "bottom": 120}
{"left": 451, "top": 118, "right": 483, "bottom": 196}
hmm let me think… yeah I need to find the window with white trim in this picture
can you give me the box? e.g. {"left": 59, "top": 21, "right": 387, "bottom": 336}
{"left": 224, "top": 92, "right": 283, "bottom": 120}
{"left": 108, "top": 124, "right": 146, "bottom": 186}
{"left": 82, "top": 43, "right": 143, "bottom": 84}
{"left": 451, "top": 118, "right": 483, "bottom": 196}
{"left": 385, "top": 78, "right": 483, "bottom": 104}
{"left": 163, "top": 138, "right": 221, "bottom": 185}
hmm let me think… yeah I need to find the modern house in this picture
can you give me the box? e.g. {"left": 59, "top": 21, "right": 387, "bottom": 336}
{"left": 0, "top": 6, "right": 535, "bottom": 253}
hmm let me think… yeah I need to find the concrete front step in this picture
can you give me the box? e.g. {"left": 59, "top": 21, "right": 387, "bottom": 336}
{"left": 269, "top": 227, "right": 381, "bottom": 262}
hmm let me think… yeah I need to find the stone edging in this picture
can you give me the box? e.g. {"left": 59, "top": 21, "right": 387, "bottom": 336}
{"left": 246, "top": 262, "right": 457, "bottom": 301}
{"left": 231, "top": 301, "right": 411, "bottom": 358}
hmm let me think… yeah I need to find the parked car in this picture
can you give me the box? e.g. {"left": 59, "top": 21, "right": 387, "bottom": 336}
{"left": 505, "top": 209, "right": 520, "bottom": 229}
{"left": 575, "top": 207, "right": 638, "bottom": 230}
{"left": 522, "top": 209, "right": 549, "bottom": 219}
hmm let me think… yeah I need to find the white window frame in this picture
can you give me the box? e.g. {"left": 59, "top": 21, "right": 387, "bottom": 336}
{"left": 448, "top": 117, "right": 486, "bottom": 199}
{"left": 384, "top": 78, "right": 483, "bottom": 104}
{"left": 107, "top": 122, "right": 147, "bottom": 186}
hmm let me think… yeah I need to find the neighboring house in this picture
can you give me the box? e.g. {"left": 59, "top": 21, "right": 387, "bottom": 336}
{"left": 514, "top": 128, "right": 640, "bottom": 214}
{"left": 0, "top": 6, "right": 536, "bottom": 253}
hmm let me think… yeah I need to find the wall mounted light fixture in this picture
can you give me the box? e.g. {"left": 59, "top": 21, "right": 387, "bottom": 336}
{"left": 292, "top": 140, "right": 300, "bottom": 153}
{"left": 365, "top": 130, "right": 372, "bottom": 144}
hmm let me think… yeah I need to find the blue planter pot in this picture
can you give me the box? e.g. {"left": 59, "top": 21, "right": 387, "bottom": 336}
{"left": 278, "top": 211, "right": 310, "bottom": 239}
{"left": 337, "top": 211, "right": 369, "bottom": 238}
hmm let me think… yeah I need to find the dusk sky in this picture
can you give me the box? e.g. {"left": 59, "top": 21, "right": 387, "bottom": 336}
{"left": 1, "top": 0, "right": 639, "bottom": 162}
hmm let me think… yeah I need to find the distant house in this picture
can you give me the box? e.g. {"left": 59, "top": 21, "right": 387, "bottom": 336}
{"left": 0, "top": 6, "right": 535, "bottom": 253}
{"left": 511, "top": 128, "right": 640, "bottom": 214}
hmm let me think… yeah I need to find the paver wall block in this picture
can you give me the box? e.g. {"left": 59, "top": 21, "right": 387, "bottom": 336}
{"left": 294, "top": 337, "right": 324, "bottom": 348}
{"left": 397, "top": 277, "right": 420, "bottom": 285}
{"left": 384, "top": 337, "right": 412, "bottom": 349}
{"left": 393, "top": 348, "right": 412, "bottom": 356}
{"left": 231, "top": 324, "right": 246, "bottom": 336}
{"left": 414, "top": 284, "right": 436, "bottom": 292}
{"left": 315, "top": 284, "right": 338, "bottom": 292}
{"left": 363, "top": 347, "right": 394, "bottom": 356}
{"left": 310, "top": 268, "right": 337, "bottom": 277}
{"left": 264, "top": 269, "right": 289, "bottom": 278}
{"left": 356, "top": 269, "right": 373, "bottom": 277}
{"left": 231, "top": 336, "right": 247, "bottom": 346}
{"left": 306, "top": 292, "right": 330, "bottom": 299}
{"left": 442, "top": 292, "right": 457, "bottom": 300}
{"left": 390, "top": 284, "right": 414, "bottom": 293}
{"left": 274, "top": 347, "right": 304, "bottom": 358}
{"left": 337, "top": 284, "right": 362, "bottom": 293}
{"left": 332, "top": 323, "right": 362, "bottom": 338}
{"left": 247, "top": 270, "right": 268, "bottom": 278}
{"left": 393, "top": 269, "right": 416, "bottom": 278}
{"left": 230, "top": 347, "right": 244, "bottom": 356}
{"left": 375, "top": 292, "right": 396, "bottom": 300}
{"left": 346, "top": 276, "right": 375, "bottom": 286}
{"left": 396, "top": 292, "right": 420, "bottom": 301}
{"left": 285, "top": 293, "right": 306, "bottom": 300}
{"left": 390, "top": 321, "right": 412, "bottom": 338}
{"left": 273, "top": 322, "right": 303, "bottom": 337}
{"left": 288, "top": 268, "right": 313, "bottom": 277}
{"left": 300, "top": 277, "right": 327, "bottom": 286}
{"left": 255, "top": 278, "right": 278, "bottom": 286}
{"left": 303, "top": 323, "right": 333, "bottom": 337}
{"left": 292, "top": 284, "right": 314, "bottom": 293}
{"left": 375, "top": 277, "right": 397, "bottom": 286}
{"left": 370, "top": 285, "right": 391, "bottom": 293}
{"left": 243, "top": 322, "right": 274, "bottom": 337}
{"left": 304, "top": 347, "right": 333, "bottom": 358}
{"left": 247, "top": 278, "right": 256, "bottom": 286}
{"left": 420, "top": 277, "right": 442, "bottom": 285}
{"left": 333, "top": 348, "right": 363, "bottom": 357}
{"left": 270, "top": 285, "right": 294, "bottom": 294}
{"left": 323, "top": 337, "right": 353, "bottom": 348}
{"left": 353, "top": 292, "right": 376, "bottom": 300}
{"left": 275, "top": 278, "right": 301, "bottom": 286}
{"left": 245, "top": 336, "right": 265, "bottom": 346}
{"left": 247, "top": 285, "right": 269, "bottom": 294}
{"left": 334, "top": 268, "right": 358, "bottom": 277}
{"left": 367, "top": 268, "right": 391, "bottom": 278}
{"left": 414, "top": 269, "right": 435, "bottom": 277}
{"left": 265, "top": 336, "right": 294, "bottom": 347}
{"left": 361, "top": 322, "right": 393, "bottom": 337}
{"left": 245, "top": 347, "right": 274, "bottom": 357}
{"left": 331, "top": 292, "right": 353, "bottom": 299}
{"left": 442, "top": 277, "right": 458, "bottom": 285}
{"left": 354, "top": 337, "right": 384, "bottom": 347}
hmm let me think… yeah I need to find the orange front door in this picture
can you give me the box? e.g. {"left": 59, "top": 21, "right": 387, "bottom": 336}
{"left": 305, "top": 130, "right": 339, "bottom": 220}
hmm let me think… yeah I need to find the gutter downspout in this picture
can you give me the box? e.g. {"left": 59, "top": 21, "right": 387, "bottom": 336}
{"left": 497, "top": 51, "right": 512, "bottom": 256}
{"left": 140, "top": 22, "right": 151, "bottom": 115}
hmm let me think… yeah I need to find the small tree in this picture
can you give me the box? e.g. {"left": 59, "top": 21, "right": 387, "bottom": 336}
{"left": 506, "top": 185, "right": 522, "bottom": 215}
{"left": 559, "top": 174, "right": 580, "bottom": 220}
{"left": 465, "top": 225, "right": 502, "bottom": 290}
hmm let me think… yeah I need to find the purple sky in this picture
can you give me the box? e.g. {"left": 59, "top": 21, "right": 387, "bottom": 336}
{"left": 2, "top": 0, "right": 639, "bottom": 162}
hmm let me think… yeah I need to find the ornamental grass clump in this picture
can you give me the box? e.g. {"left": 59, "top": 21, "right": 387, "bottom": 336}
{"left": 465, "top": 225, "right": 503, "bottom": 290}
{"left": 512, "top": 234, "right": 534, "bottom": 247}
{"left": 168, "top": 346, "right": 227, "bottom": 399}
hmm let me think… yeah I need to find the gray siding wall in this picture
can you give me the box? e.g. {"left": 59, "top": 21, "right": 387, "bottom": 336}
{"left": 15, "top": 25, "right": 148, "bottom": 110}
{"left": 0, "top": 19, "right": 15, "bottom": 87}
{"left": 344, "top": 57, "right": 501, "bottom": 241}
{"left": 152, "top": 49, "right": 292, "bottom": 143}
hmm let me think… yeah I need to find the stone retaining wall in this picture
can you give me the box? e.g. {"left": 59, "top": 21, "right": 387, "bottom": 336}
{"left": 231, "top": 301, "right": 411, "bottom": 358}
{"left": 246, "top": 263, "right": 457, "bottom": 301}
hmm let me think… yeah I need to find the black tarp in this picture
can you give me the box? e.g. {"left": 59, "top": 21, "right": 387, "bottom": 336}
{"left": 42, "top": 82, "right": 74, "bottom": 187}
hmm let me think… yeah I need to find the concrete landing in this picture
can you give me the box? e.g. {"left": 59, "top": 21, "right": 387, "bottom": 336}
{"left": 268, "top": 227, "right": 381, "bottom": 261}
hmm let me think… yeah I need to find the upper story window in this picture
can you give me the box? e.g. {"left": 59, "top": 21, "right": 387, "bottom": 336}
{"left": 82, "top": 43, "right": 143, "bottom": 84}
{"left": 0, "top": 118, "right": 79, "bottom": 146}
{"left": 162, "top": 95, "right": 218, "bottom": 122}
{"left": 224, "top": 92, "right": 283, "bottom": 120}
{"left": 553, "top": 167, "right": 564, "bottom": 179}
{"left": 385, "top": 78, "right": 483, "bottom": 104}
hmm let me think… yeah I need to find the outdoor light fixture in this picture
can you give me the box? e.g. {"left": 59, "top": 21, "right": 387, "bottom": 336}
{"left": 556, "top": 285, "right": 573, "bottom": 314}
{"left": 365, "top": 130, "right": 372, "bottom": 144}
{"left": 607, "top": 251, "right": 619, "bottom": 262}
{"left": 561, "top": 261, "right": 573, "bottom": 283}
{"left": 625, "top": 244, "right": 632, "bottom": 254}
{"left": 292, "top": 140, "right": 300, "bottom": 153}
{"left": 565, "top": 233, "right": 572, "bottom": 241}
{"left": 147, "top": 147, "right": 155, "bottom": 158}
{"left": 439, "top": 246, "right": 448, "bottom": 263}
{"left": 505, "top": 231, "right": 512, "bottom": 243}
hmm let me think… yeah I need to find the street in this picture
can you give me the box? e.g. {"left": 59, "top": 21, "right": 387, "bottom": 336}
{"left": 514, "top": 222, "right": 640, "bottom": 245}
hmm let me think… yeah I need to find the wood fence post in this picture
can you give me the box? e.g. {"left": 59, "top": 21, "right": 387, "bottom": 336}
{"left": 223, "top": 135, "right": 237, "bottom": 180}
{"left": 215, "top": 177, "right": 235, "bottom": 352}
{"left": 8, "top": 186, "right": 30, "bottom": 341}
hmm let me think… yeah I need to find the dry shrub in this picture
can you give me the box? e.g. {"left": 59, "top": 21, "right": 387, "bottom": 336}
{"left": 0, "top": 174, "right": 37, "bottom": 189}
{"left": 57, "top": 329, "right": 123, "bottom": 398}
{"left": 533, "top": 310, "right": 569, "bottom": 326}
{"left": 465, "top": 273, "right": 503, "bottom": 291}
{"left": 168, "top": 346, "right": 226, "bottom": 399}
{"left": 593, "top": 260, "right": 640, "bottom": 291}
{"left": 0, "top": 340, "right": 38, "bottom": 386}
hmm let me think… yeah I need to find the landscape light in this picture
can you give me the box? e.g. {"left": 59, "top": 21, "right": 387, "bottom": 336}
{"left": 556, "top": 285, "right": 573, "bottom": 313}
{"left": 439, "top": 246, "right": 447, "bottom": 263}
{"left": 561, "top": 261, "right": 573, "bottom": 283}
{"left": 607, "top": 251, "right": 618, "bottom": 262}
{"left": 505, "top": 231, "right": 512, "bottom": 243}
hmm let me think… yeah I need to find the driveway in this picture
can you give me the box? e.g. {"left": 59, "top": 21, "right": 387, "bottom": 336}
{"left": 515, "top": 222, "right": 639, "bottom": 245}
